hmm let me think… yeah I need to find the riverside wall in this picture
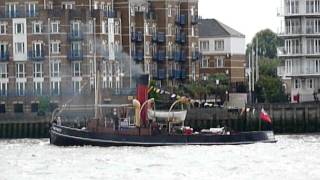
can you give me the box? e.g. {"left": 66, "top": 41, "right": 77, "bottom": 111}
{"left": 1, "top": 102, "right": 320, "bottom": 138}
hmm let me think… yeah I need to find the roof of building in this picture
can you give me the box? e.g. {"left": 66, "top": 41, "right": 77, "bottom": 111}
{"left": 199, "top": 18, "right": 245, "bottom": 38}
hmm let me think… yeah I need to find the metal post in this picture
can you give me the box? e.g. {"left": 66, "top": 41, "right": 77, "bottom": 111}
{"left": 93, "top": 18, "right": 98, "bottom": 119}
{"left": 256, "top": 38, "right": 259, "bottom": 82}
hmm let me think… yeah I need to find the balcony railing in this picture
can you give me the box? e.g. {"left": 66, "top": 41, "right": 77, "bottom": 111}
{"left": 192, "top": 51, "right": 200, "bottom": 61}
{"left": 68, "top": 31, "right": 84, "bottom": 41}
{"left": 277, "top": 65, "right": 320, "bottom": 77}
{"left": 28, "top": 51, "right": 45, "bottom": 61}
{"left": 181, "top": 70, "right": 186, "bottom": 79}
{"left": 157, "top": 32, "right": 165, "bottom": 43}
{"left": 68, "top": 51, "right": 83, "bottom": 61}
{"left": 157, "top": 69, "right": 166, "bottom": 80}
{"left": 134, "top": 50, "right": 144, "bottom": 62}
{"left": 131, "top": 31, "right": 143, "bottom": 42}
{"left": 0, "top": 52, "right": 9, "bottom": 62}
{"left": 175, "top": 14, "right": 186, "bottom": 26}
{"left": 104, "top": 10, "right": 116, "bottom": 18}
{"left": 5, "top": 10, "right": 24, "bottom": 18}
{"left": 277, "top": 47, "right": 303, "bottom": 57}
{"left": 153, "top": 50, "right": 166, "bottom": 62}
{"left": 174, "top": 51, "right": 186, "bottom": 62}
{"left": 176, "top": 32, "right": 186, "bottom": 44}
{"left": 152, "top": 33, "right": 158, "bottom": 42}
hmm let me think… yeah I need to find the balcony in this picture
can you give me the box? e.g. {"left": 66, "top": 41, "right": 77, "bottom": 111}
{"left": 104, "top": 10, "right": 116, "bottom": 18}
{"left": 0, "top": 52, "right": 9, "bottom": 62}
{"left": 153, "top": 50, "right": 166, "bottom": 62}
{"left": 180, "top": 51, "right": 186, "bottom": 62}
{"left": 167, "top": 51, "right": 174, "bottom": 60}
{"left": 157, "top": 69, "right": 166, "bottom": 80}
{"left": 134, "top": 50, "right": 144, "bottom": 62}
{"left": 5, "top": 10, "right": 23, "bottom": 18}
{"left": 173, "top": 70, "right": 181, "bottom": 79}
{"left": 277, "top": 47, "right": 303, "bottom": 57}
{"left": 176, "top": 32, "right": 186, "bottom": 44}
{"left": 152, "top": 33, "right": 158, "bottom": 42}
{"left": 191, "top": 15, "right": 198, "bottom": 24}
{"left": 157, "top": 32, "right": 165, "bottom": 43}
{"left": 175, "top": 14, "right": 186, "bottom": 26}
{"left": 277, "top": 65, "right": 320, "bottom": 77}
{"left": 181, "top": 70, "right": 186, "bottom": 79}
{"left": 192, "top": 51, "right": 200, "bottom": 61}
{"left": 68, "top": 51, "right": 83, "bottom": 61}
{"left": 28, "top": 51, "right": 45, "bottom": 61}
{"left": 131, "top": 32, "right": 143, "bottom": 42}
{"left": 68, "top": 31, "right": 84, "bottom": 41}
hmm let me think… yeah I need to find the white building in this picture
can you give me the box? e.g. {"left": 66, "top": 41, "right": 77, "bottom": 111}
{"left": 278, "top": 0, "right": 320, "bottom": 102}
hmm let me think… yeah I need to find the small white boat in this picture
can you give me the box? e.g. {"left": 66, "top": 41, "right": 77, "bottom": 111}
{"left": 147, "top": 109, "right": 187, "bottom": 123}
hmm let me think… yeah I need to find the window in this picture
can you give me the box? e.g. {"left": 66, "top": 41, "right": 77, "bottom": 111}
{"left": 47, "top": 1, "right": 53, "bottom": 9}
{"left": 215, "top": 40, "right": 224, "bottom": 51}
{"left": 286, "top": 39, "right": 301, "bottom": 54}
{"left": 50, "top": 41, "right": 61, "bottom": 54}
{"left": 285, "top": 59, "right": 293, "bottom": 74}
{"left": 26, "top": 3, "right": 37, "bottom": 17}
{"left": 294, "top": 79, "right": 301, "bottom": 89}
{"left": 32, "top": 42, "right": 43, "bottom": 57}
{"left": 0, "top": 64, "right": 8, "bottom": 78}
{"left": 14, "top": 103, "right": 23, "bottom": 113}
{"left": 0, "top": 82, "right": 7, "bottom": 96}
{"left": 315, "top": 59, "right": 320, "bottom": 73}
{"left": 306, "top": 0, "right": 320, "bottom": 13}
{"left": 32, "top": 22, "right": 42, "bottom": 34}
{"left": 31, "top": 103, "right": 39, "bottom": 113}
{"left": 33, "top": 63, "right": 43, "bottom": 78}
{"left": 5, "top": 3, "right": 16, "bottom": 18}
{"left": 15, "top": 42, "right": 25, "bottom": 54}
{"left": 201, "top": 57, "right": 208, "bottom": 68}
{"left": 216, "top": 57, "right": 224, "bottom": 68}
{"left": 34, "top": 82, "right": 42, "bottom": 96}
{"left": 286, "top": 0, "right": 299, "bottom": 14}
{"left": 0, "top": 43, "right": 8, "bottom": 59}
{"left": 16, "top": 82, "right": 25, "bottom": 96}
{"left": 307, "top": 78, "right": 314, "bottom": 89}
{"left": 62, "top": 2, "right": 74, "bottom": 9}
{"left": 71, "top": 42, "right": 81, "bottom": 56}
{"left": 51, "top": 81, "right": 61, "bottom": 96}
{"left": 71, "top": 21, "right": 81, "bottom": 36}
{"left": 51, "top": 21, "right": 59, "bottom": 33}
{"left": 0, "top": 22, "right": 7, "bottom": 35}
{"left": 50, "top": 61, "right": 61, "bottom": 78}
{"left": 200, "top": 41, "right": 209, "bottom": 51}
{"left": 93, "top": 1, "right": 99, "bottom": 10}
{"left": 15, "top": 23, "right": 24, "bottom": 34}
{"left": 72, "top": 62, "right": 81, "bottom": 77}
{"left": 73, "top": 81, "right": 81, "bottom": 94}
{"left": 16, "top": 63, "right": 25, "bottom": 78}
{"left": 0, "top": 104, "right": 5, "bottom": 113}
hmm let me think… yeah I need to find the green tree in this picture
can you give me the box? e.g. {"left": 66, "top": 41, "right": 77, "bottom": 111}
{"left": 38, "top": 96, "right": 50, "bottom": 116}
{"left": 255, "top": 58, "right": 288, "bottom": 103}
{"left": 246, "top": 29, "right": 283, "bottom": 59}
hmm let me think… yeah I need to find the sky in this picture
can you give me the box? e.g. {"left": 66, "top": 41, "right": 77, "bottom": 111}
{"left": 199, "top": 0, "right": 281, "bottom": 45}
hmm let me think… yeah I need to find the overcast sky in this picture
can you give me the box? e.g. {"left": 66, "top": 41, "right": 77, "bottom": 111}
{"left": 199, "top": 0, "right": 281, "bottom": 45}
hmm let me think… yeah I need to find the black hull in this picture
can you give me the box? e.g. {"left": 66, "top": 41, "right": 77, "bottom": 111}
{"left": 50, "top": 124, "right": 277, "bottom": 147}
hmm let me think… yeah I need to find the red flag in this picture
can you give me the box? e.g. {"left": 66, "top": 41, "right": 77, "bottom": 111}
{"left": 259, "top": 108, "right": 272, "bottom": 124}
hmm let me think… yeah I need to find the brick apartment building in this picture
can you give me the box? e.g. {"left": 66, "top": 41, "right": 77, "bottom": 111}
{"left": 198, "top": 19, "right": 246, "bottom": 91}
{"left": 0, "top": 0, "right": 199, "bottom": 115}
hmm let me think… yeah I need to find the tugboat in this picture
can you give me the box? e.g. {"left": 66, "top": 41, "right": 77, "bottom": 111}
{"left": 50, "top": 74, "right": 277, "bottom": 146}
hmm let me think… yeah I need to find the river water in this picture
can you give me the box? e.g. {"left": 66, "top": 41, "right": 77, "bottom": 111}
{"left": 0, "top": 135, "right": 319, "bottom": 180}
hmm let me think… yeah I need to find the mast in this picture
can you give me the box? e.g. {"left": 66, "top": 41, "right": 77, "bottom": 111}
{"left": 93, "top": 17, "right": 99, "bottom": 119}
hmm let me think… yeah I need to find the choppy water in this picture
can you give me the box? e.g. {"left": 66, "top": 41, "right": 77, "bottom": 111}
{"left": 0, "top": 135, "right": 320, "bottom": 180}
